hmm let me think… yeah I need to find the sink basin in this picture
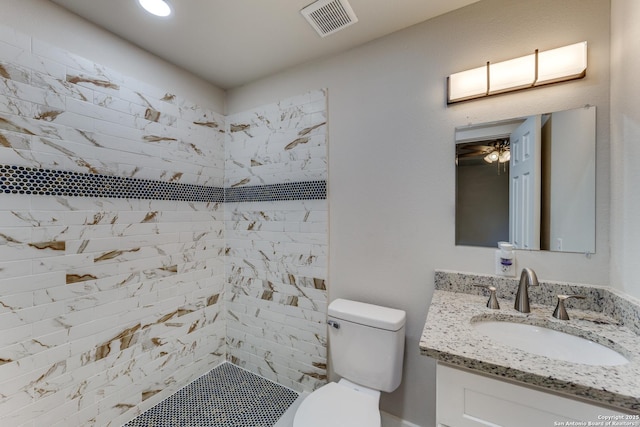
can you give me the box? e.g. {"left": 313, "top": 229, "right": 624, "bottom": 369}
{"left": 472, "top": 320, "right": 629, "bottom": 366}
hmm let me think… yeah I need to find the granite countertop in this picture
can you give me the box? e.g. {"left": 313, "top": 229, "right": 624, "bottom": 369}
{"left": 420, "top": 271, "right": 640, "bottom": 414}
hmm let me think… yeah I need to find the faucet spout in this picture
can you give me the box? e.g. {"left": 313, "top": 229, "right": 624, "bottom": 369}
{"left": 514, "top": 268, "right": 539, "bottom": 313}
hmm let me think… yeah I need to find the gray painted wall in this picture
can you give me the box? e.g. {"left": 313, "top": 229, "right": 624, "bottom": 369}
{"left": 610, "top": 0, "right": 640, "bottom": 300}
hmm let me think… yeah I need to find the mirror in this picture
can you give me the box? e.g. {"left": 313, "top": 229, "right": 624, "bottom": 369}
{"left": 455, "top": 106, "right": 596, "bottom": 253}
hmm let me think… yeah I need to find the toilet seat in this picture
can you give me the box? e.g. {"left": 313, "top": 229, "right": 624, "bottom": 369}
{"left": 292, "top": 381, "right": 381, "bottom": 427}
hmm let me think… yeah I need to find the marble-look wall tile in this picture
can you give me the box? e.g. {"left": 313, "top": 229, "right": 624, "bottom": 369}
{"left": 225, "top": 90, "right": 327, "bottom": 188}
{"left": 224, "top": 90, "right": 328, "bottom": 394}
{"left": 0, "top": 28, "right": 225, "bottom": 188}
{"left": 0, "top": 25, "right": 226, "bottom": 427}
{"left": 1, "top": 22, "right": 329, "bottom": 426}
{"left": 0, "top": 198, "right": 227, "bottom": 427}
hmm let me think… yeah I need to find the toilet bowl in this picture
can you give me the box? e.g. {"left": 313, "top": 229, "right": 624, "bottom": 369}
{"left": 293, "top": 379, "right": 380, "bottom": 427}
{"left": 293, "top": 299, "right": 406, "bottom": 427}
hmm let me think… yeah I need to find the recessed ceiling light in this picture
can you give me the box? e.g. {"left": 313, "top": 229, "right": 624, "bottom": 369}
{"left": 138, "top": 0, "right": 172, "bottom": 17}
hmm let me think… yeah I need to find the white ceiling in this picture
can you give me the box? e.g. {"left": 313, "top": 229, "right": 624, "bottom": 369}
{"left": 50, "top": 0, "right": 479, "bottom": 90}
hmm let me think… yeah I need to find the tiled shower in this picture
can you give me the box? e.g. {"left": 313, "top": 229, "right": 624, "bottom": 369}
{"left": 0, "top": 23, "right": 327, "bottom": 426}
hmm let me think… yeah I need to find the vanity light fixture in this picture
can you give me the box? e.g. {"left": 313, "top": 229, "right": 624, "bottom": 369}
{"left": 138, "top": 0, "right": 172, "bottom": 17}
{"left": 447, "top": 41, "right": 587, "bottom": 104}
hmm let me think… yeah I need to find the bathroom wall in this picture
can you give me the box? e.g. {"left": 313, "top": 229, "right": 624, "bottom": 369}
{"left": 0, "top": 0, "right": 225, "bottom": 113}
{"left": 0, "top": 24, "right": 227, "bottom": 426}
{"left": 226, "top": 0, "right": 611, "bottom": 425}
{"left": 610, "top": 0, "right": 640, "bottom": 300}
{"left": 224, "top": 90, "right": 329, "bottom": 392}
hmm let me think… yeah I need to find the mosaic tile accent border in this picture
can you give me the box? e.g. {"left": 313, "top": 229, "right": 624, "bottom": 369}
{"left": 225, "top": 180, "right": 326, "bottom": 203}
{"left": 0, "top": 164, "right": 326, "bottom": 203}
{"left": 0, "top": 164, "right": 223, "bottom": 202}
{"left": 124, "top": 362, "right": 298, "bottom": 427}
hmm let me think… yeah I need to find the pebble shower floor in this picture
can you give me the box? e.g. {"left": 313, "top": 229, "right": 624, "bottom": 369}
{"left": 124, "top": 363, "right": 299, "bottom": 427}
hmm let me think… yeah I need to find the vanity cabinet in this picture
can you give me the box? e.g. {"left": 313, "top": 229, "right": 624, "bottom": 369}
{"left": 436, "top": 363, "right": 631, "bottom": 427}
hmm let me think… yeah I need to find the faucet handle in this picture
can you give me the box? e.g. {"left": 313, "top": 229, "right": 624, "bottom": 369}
{"left": 474, "top": 285, "right": 500, "bottom": 309}
{"left": 552, "top": 294, "right": 586, "bottom": 320}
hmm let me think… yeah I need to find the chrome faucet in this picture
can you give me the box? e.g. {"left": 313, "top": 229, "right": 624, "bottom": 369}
{"left": 514, "top": 268, "right": 539, "bottom": 313}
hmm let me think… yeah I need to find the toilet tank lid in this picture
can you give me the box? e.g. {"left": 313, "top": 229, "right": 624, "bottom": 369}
{"left": 328, "top": 299, "right": 406, "bottom": 331}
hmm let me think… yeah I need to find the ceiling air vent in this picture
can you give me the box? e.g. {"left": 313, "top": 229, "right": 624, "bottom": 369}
{"left": 301, "top": 0, "right": 359, "bottom": 38}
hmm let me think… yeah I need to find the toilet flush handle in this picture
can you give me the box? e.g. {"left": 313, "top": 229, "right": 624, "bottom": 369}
{"left": 327, "top": 320, "right": 340, "bottom": 329}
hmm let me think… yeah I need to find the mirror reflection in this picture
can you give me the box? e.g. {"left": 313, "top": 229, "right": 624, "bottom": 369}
{"left": 455, "top": 106, "right": 596, "bottom": 253}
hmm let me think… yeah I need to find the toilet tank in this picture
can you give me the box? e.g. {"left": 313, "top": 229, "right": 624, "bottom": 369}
{"left": 328, "top": 299, "right": 406, "bottom": 393}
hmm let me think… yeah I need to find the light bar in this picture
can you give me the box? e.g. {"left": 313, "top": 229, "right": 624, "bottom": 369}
{"left": 447, "top": 41, "right": 587, "bottom": 104}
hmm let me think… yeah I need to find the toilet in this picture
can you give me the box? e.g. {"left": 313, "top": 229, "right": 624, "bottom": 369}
{"left": 293, "top": 298, "right": 406, "bottom": 427}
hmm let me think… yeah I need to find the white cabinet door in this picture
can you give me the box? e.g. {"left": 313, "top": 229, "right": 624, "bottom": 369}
{"left": 436, "top": 363, "right": 629, "bottom": 427}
